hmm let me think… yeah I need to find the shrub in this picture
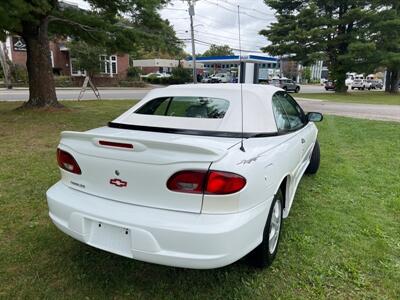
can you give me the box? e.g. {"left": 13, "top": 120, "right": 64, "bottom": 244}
{"left": 54, "top": 76, "right": 74, "bottom": 87}
{"left": 11, "top": 64, "right": 28, "bottom": 84}
{"left": 171, "top": 66, "right": 192, "bottom": 84}
{"left": 127, "top": 66, "right": 142, "bottom": 79}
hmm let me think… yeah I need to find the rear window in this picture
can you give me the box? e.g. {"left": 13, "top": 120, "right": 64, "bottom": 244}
{"left": 135, "top": 96, "right": 230, "bottom": 119}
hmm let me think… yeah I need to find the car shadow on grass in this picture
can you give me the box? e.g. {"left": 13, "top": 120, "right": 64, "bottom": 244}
{"left": 51, "top": 236, "right": 269, "bottom": 298}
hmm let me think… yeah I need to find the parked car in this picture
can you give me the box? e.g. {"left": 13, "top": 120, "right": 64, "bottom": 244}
{"left": 324, "top": 80, "right": 348, "bottom": 91}
{"left": 324, "top": 80, "right": 336, "bottom": 91}
{"left": 366, "top": 79, "right": 383, "bottom": 90}
{"left": 376, "top": 80, "right": 384, "bottom": 89}
{"left": 47, "top": 84, "right": 323, "bottom": 269}
{"left": 141, "top": 72, "right": 170, "bottom": 79}
{"left": 351, "top": 78, "right": 367, "bottom": 90}
{"left": 271, "top": 78, "right": 300, "bottom": 93}
{"left": 201, "top": 77, "right": 212, "bottom": 83}
{"left": 210, "top": 73, "right": 231, "bottom": 83}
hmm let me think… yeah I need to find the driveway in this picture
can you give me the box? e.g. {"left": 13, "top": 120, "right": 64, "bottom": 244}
{"left": 296, "top": 98, "right": 400, "bottom": 123}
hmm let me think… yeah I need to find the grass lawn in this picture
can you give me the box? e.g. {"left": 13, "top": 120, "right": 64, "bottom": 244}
{"left": 0, "top": 100, "right": 399, "bottom": 299}
{"left": 297, "top": 91, "right": 400, "bottom": 105}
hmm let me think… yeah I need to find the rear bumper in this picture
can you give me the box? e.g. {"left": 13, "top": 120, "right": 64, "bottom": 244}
{"left": 46, "top": 182, "right": 270, "bottom": 269}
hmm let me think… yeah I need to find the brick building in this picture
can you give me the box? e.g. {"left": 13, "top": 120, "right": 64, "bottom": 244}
{"left": 2, "top": 36, "right": 130, "bottom": 85}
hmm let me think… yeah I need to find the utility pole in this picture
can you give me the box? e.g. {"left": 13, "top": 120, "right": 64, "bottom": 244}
{"left": 188, "top": 0, "right": 197, "bottom": 83}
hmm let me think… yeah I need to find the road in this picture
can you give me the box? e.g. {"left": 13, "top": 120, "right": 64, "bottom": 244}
{"left": 296, "top": 98, "right": 400, "bottom": 123}
{"left": 0, "top": 84, "right": 329, "bottom": 102}
{"left": 1, "top": 85, "right": 398, "bottom": 122}
{"left": 0, "top": 87, "right": 152, "bottom": 101}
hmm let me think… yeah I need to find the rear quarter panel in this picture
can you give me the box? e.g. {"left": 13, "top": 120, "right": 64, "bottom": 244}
{"left": 202, "top": 134, "right": 300, "bottom": 214}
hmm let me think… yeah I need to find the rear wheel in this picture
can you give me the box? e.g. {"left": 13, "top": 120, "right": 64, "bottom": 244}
{"left": 305, "top": 140, "right": 320, "bottom": 174}
{"left": 295, "top": 86, "right": 300, "bottom": 93}
{"left": 248, "top": 189, "right": 283, "bottom": 268}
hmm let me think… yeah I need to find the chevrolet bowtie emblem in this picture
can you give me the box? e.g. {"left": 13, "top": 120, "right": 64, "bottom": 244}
{"left": 109, "top": 178, "right": 127, "bottom": 187}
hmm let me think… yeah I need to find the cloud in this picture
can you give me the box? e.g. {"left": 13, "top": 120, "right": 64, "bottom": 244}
{"left": 66, "top": 0, "right": 276, "bottom": 55}
{"left": 161, "top": 0, "right": 275, "bottom": 54}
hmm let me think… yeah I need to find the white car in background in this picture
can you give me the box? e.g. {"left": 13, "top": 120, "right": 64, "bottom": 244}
{"left": 47, "top": 84, "right": 323, "bottom": 269}
{"left": 351, "top": 79, "right": 369, "bottom": 90}
{"left": 210, "top": 73, "right": 231, "bottom": 83}
{"left": 141, "top": 72, "right": 170, "bottom": 79}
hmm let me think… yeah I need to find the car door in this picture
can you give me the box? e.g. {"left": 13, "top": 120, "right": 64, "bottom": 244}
{"left": 274, "top": 92, "right": 311, "bottom": 180}
{"left": 271, "top": 92, "right": 303, "bottom": 178}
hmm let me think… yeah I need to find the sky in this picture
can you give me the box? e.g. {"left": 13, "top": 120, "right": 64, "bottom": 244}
{"left": 66, "top": 0, "right": 276, "bottom": 55}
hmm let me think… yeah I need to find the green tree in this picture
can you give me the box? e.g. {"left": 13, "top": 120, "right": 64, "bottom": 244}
{"left": 201, "top": 44, "right": 234, "bottom": 57}
{"left": 373, "top": 1, "right": 399, "bottom": 93}
{"left": 0, "top": 0, "right": 181, "bottom": 108}
{"left": 260, "top": 1, "right": 374, "bottom": 92}
{"left": 68, "top": 41, "right": 105, "bottom": 79}
{"left": 302, "top": 66, "right": 311, "bottom": 83}
{"left": 343, "top": 1, "right": 399, "bottom": 93}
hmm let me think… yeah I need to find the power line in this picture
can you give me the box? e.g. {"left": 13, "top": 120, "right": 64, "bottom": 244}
{"left": 202, "top": 0, "right": 274, "bottom": 21}
{"left": 218, "top": 0, "right": 275, "bottom": 17}
{"left": 194, "top": 29, "right": 265, "bottom": 46}
{"left": 177, "top": 32, "right": 265, "bottom": 50}
{"left": 177, "top": 36, "right": 267, "bottom": 53}
{"left": 194, "top": 39, "right": 264, "bottom": 53}
{"left": 178, "top": 29, "right": 264, "bottom": 47}
{"left": 163, "top": 7, "right": 187, "bottom": 11}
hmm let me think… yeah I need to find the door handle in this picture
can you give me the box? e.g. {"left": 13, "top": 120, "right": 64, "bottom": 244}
{"left": 301, "top": 138, "right": 306, "bottom": 144}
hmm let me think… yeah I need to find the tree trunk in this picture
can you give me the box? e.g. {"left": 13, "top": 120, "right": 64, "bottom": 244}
{"left": 385, "top": 68, "right": 400, "bottom": 93}
{"left": 389, "top": 69, "right": 399, "bottom": 93}
{"left": 385, "top": 70, "right": 391, "bottom": 92}
{"left": 21, "top": 17, "right": 61, "bottom": 108}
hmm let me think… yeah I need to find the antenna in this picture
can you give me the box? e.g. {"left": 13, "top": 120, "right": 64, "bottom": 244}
{"left": 238, "top": 5, "right": 245, "bottom": 152}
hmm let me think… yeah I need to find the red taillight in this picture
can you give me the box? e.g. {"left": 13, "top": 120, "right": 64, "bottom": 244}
{"left": 167, "top": 170, "right": 207, "bottom": 194}
{"left": 57, "top": 149, "right": 81, "bottom": 174}
{"left": 167, "top": 170, "right": 246, "bottom": 195}
{"left": 205, "top": 171, "right": 246, "bottom": 195}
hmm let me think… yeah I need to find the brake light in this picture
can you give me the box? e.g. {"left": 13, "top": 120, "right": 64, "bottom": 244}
{"left": 167, "top": 170, "right": 246, "bottom": 195}
{"left": 99, "top": 140, "right": 133, "bottom": 149}
{"left": 57, "top": 149, "right": 81, "bottom": 174}
{"left": 167, "top": 170, "right": 207, "bottom": 194}
{"left": 205, "top": 171, "right": 246, "bottom": 194}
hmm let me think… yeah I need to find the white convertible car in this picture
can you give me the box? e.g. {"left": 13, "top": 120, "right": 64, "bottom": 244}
{"left": 47, "top": 84, "right": 323, "bottom": 269}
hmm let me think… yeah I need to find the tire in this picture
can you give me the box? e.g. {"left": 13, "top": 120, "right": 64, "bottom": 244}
{"left": 351, "top": 87, "right": 354, "bottom": 90}
{"left": 325, "top": 87, "right": 329, "bottom": 91}
{"left": 305, "top": 140, "right": 320, "bottom": 174}
{"left": 247, "top": 189, "right": 284, "bottom": 268}
{"left": 295, "top": 86, "right": 300, "bottom": 93}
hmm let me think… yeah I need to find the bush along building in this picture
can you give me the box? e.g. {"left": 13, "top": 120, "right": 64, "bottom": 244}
{"left": 0, "top": 36, "right": 130, "bottom": 87}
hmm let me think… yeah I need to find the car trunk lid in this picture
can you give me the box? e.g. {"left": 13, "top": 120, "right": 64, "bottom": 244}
{"left": 58, "top": 127, "right": 240, "bottom": 213}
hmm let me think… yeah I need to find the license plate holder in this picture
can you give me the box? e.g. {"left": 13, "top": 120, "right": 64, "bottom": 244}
{"left": 87, "top": 220, "right": 132, "bottom": 257}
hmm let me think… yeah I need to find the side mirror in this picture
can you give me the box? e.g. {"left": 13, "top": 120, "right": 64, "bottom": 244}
{"left": 307, "top": 112, "right": 323, "bottom": 122}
